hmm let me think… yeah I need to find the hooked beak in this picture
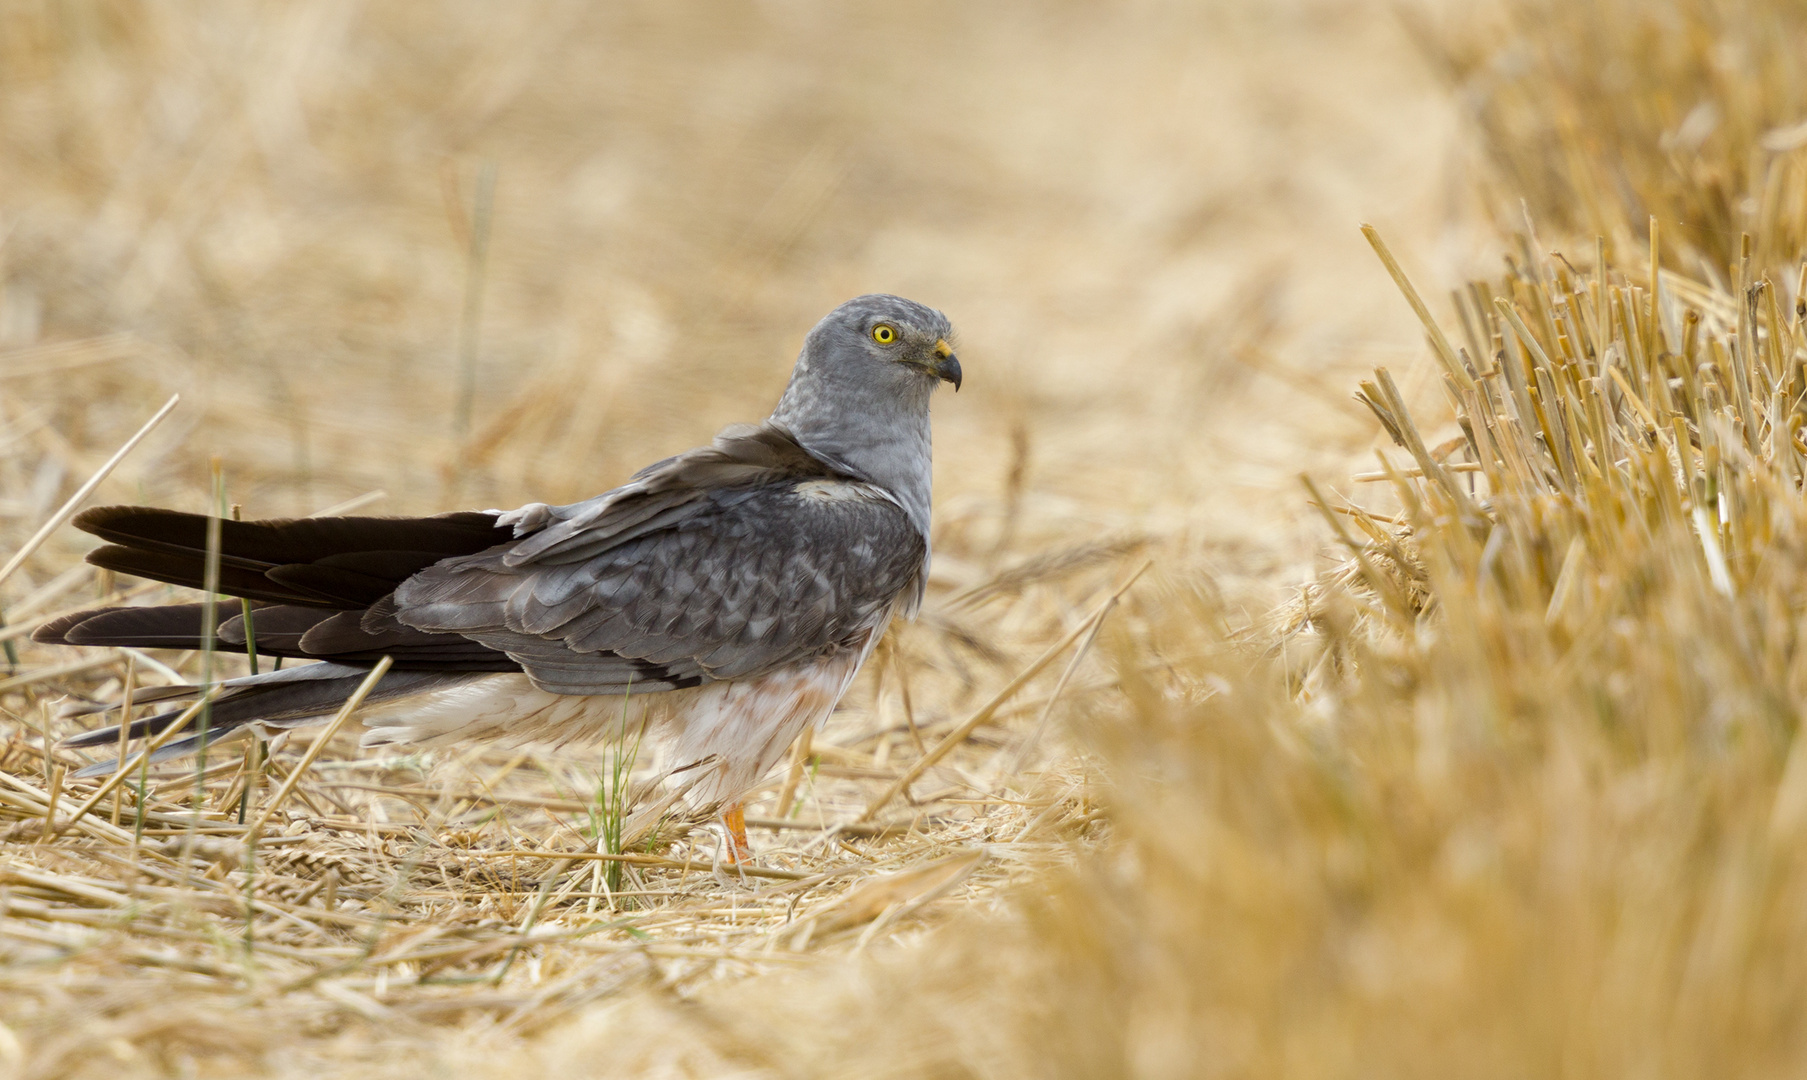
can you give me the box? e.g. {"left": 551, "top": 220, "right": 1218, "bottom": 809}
{"left": 930, "top": 339, "right": 962, "bottom": 391}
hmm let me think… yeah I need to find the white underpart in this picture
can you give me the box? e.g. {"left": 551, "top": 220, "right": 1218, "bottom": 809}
{"left": 358, "top": 621, "right": 888, "bottom": 807}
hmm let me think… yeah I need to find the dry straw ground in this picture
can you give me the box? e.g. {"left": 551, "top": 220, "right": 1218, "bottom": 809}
{"left": 2, "top": 0, "right": 1805, "bottom": 1077}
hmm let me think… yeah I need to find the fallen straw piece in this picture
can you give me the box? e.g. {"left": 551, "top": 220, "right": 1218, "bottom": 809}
{"left": 0, "top": 393, "right": 179, "bottom": 594}
{"left": 49, "top": 688, "right": 221, "bottom": 838}
{"left": 858, "top": 560, "right": 1150, "bottom": 822}
{"left": 453, "top": 848, "right": 810, "bottom": 882}
{"left": 1349, "top": 462, "right": 1484, "bottom": 482}
{"left": 0, "top": 655, "right": 118, "bottom": 694}
{"left": 1361, "top": 224, "right": 1473, "bottom": 394}
{"left": 245, "top": 656, "right": 393, "bottom": 835}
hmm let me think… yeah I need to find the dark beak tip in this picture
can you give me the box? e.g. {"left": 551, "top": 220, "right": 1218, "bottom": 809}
{"left": 942, "top": 356, "right": 963, "bottom": 392}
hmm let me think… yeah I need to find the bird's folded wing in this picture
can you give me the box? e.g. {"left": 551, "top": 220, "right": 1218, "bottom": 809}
{"left": 495, "top": 423, "right": 827, "bottom": 565}
{"left": 394, "top": 478, "right": 926, "bottom": 694}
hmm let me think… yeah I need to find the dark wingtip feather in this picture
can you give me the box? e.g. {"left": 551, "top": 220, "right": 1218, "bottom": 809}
{"left": 65, "top": 602, "right": 244, "bottom": 649}
{"left": 71, "top": 505, "right": 193, "bottom": 543}
{"left": 75, "top": 507, "right": 513, "bottom": 607}
{"left": 32, "top": 608, "right": 103, "bottom": 645}
{"left": 63, "top": 724, "right": 135, "bottom": 751}
{"left": 70, "top": 504, "right": 138, "bottom": 535}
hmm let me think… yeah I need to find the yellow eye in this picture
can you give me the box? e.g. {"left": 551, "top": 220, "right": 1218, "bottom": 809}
{"left": 872, "top": 324, "right": 896, "bottom": 344}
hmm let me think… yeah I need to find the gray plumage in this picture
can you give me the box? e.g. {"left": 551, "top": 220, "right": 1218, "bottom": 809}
{"left": 395, "top": 429, "right": 926, "bottom": 692}
{"left": 396, "top": 295, "right": 956, "bottom": 693}
{"left": 44, "top": 294, "right": 961, "bottom": 808}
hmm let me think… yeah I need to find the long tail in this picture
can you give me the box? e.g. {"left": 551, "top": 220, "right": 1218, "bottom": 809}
{"left": 61, "top": 663, "right": 485, "bottom": 779}
{"left": 35, "top": 600, "right": 519, "bottom": 669}
{"left": 37, "top": 503, "right": 519, "bottom": 777}
{"left": 72, "top": 504, "right": 510, "bottom": 608}
{"left": 32, "top": 505, "right": 521, "bottom": 668}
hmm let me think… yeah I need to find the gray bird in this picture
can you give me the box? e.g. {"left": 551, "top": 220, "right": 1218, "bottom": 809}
{"left": 37, "top": 294, "right": 961, "bottom": 858}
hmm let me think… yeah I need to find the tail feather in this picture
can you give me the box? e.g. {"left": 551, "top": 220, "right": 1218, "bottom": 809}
{"left": 57, "top": 682, "right": 205, "bottom": 718}
{"left": 86, "top": 546, "right": 344, "bottom": 606}
{"left": 39, "top": 601, "right": 251, "bottom": 651}
{"left": 32, "top": 601, "right": 520, "bottom": 670}
{"left": 44, "top": 504, "right": 526, "bottom": 776}
{"left": 61, "top": 662, "right": 485, "bottom": 777}
{"left": 70, "top": 714, "right": 329, "bottom": 779}
{"left": 73, "top": 506, "right": 510, "bottom": 608}
{"left": 75, "top": 505, "right": 509, "bottom": 565}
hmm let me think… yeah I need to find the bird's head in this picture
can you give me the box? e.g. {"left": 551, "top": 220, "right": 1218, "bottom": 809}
{"left": 797, "top": 294, "right": 961, "bottom": 396}
{"left": 768, "top": 294, "right": 959, "bottom": 531}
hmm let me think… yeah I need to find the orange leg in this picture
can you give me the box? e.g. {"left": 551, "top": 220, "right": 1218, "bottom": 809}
{"left": 721, "top": 801, "right": 753, "bottom": 863}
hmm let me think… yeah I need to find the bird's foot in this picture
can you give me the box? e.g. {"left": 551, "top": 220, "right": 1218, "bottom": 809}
{"left": 721, "top": 802, "right": 753, "bottom": 864}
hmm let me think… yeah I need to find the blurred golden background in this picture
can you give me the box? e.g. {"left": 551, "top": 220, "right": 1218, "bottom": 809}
{"left": 0, "top": 1, "right": 1468, "bottom": 569}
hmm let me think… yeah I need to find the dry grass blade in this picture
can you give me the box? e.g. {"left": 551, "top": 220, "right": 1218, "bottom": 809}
{"left": 0, "top": 393, "right": 178, "bottom": 593}
{"left": 48, "top": 688, "right": 221, "bottom": 837}
{"left": 783, "top": 848, "right": 985, "bottom": 948}
{"left": 455, "top": 849, "right": 810, "bottom": 883}
{"left": 246, "top": 656, "right": 392, "bottom": 834}
{"left": 1361, "top": 224, "right": 1473, "bottom": 393}
{"left": 858, "top": 561, "right": 1148, "bottom": 821}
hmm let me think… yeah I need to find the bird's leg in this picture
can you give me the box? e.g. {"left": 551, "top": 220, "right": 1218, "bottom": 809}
{"left": 721, "top": 801, "right": 753, "bottom": 863}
